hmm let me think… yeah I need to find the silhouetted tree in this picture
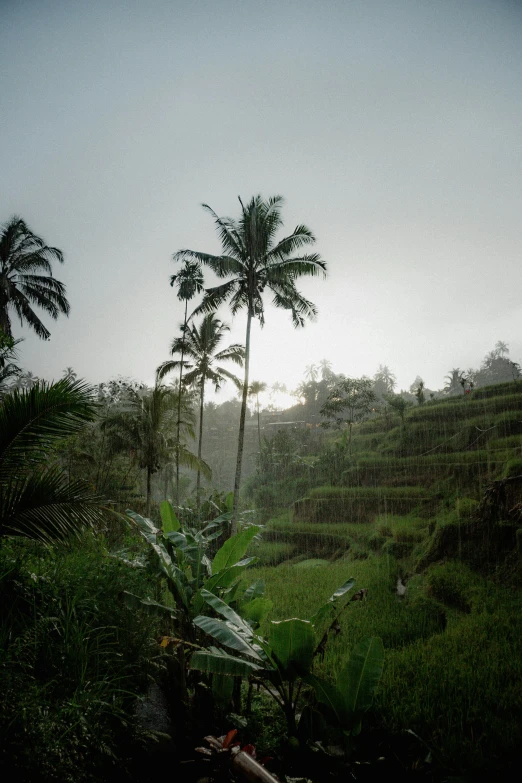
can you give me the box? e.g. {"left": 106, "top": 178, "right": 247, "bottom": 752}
{"left": 174, "top": 195, "right": 327, "bottom": 529}
{"left": 374, "top": 364, "right": 397, "bottom": 396}
{"left": 0, "top": 216, "right": 69, "bottom": 339}
{"left": 157, "top": 314, "right": 244, "bottom": 508}
{"left": 320, "top": 377, "right": 377, "bottom": 451}
{"left": 170, "top": 259, "right": 204, "bottom": 503}
{"left": 248, "top": 380, "right": 267, "bottom": 449}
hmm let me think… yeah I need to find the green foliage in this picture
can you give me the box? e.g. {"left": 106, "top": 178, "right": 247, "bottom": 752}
{"left": 0, "top": 534, "right": 158, "bottom": 781}
{"left": 378, "top": 587, "right": 522, "bottom": 774}
{"left": 307, "top": 636, "right": 384, "bottom": 736}
{"left": 127, "top": 503, "right": 261, "bottom": 627}
{"left": 191, "top": 574, "right": 383, "bottom": 738}
{"left": 503, "top": 458, "right": 522, "bottom": 478}
{"left": 160, "top": 498, "right": 181, "bottom": 533}
{"left": 0, "top": 329, "right": 22, "bottom": 393}
{"left": 0, "top": 379, "right": 112, "bottom": 541}
{"left": 426, "top": 561, "right": 483, "bottom": 612}
{"left": 308, "top": 485, "right": 429, "bottom": 499}
{"left": 253, "top": 540, "right": 296, "bottom": 566}
{"left": 0, "top": 215, "right": 69, "bottom": 340}
{"left": 320, "top": 377, "right": 378, "bottom": 436}
{"left": 384, "top": 393, "right": 411, "bottom": 423}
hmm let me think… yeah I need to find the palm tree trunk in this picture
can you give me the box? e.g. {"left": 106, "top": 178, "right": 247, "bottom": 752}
{"left": 175, "top": 300, "right": 188, "bottom": 505}
{"left": 0, "top": 305, "right": 12, "bottom": 338}
{"left": 232, "top": 309, "right": 252, "bottom": 533}
{"left": 146, "top": 466, "right": 152, "bottom": 518}
{"left": 257, "top": 393, "right": 261, "bottom": 450}
{"left": 196, "top": 379, "right": 205, "bottom": 511}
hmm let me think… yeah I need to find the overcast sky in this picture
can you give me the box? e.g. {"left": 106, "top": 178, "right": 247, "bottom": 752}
{"left": 2, "top": 0, "right": 522, "bottom": 401}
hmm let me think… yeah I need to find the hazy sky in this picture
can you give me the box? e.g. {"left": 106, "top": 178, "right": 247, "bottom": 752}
{"left": 2, "top": 0, "right": 522, "bottom": 402}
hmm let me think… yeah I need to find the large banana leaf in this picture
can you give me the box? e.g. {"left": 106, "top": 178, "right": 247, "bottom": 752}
{"left": 241, "top": 597, "right": 273, "bottom": 626}
{"left": 198, "top": 589, "right": 254, "bottom": 637}
{"left": 310, "top": 578, "right": 356, "bottom": 644}
{"left": 304, "top": 672, "right": 347, "bottom": 725}
{"left": 329, "top": 579, "right": 356, "bottom": 602}
{"left": 193, "top": 615, "right": 263, "bottom": 660}
{"left": 242, "top": 578, "right": 265, "bottom": 603}
{"left": 269, "top": 618, "right": 315, "bottom": 678}
{"left": 212, "top": 525, "right": 260, "bottom": 574}
{"left": 190, "top": 647, "right": 263, "bottom": 677}
{"left": 338, "top": 636, "right": 384, "bottom": 717}
{"left": 128, "top": 510, "right": 190, "bottom": 610}
{"left": 191, "top": 560, "right": 256, "bottom": 614}
{"left": 127, "top": 509, "right": 159, "bottom": 544}
{"left": 160, "top": 500, "right": 180, "bottom": 533}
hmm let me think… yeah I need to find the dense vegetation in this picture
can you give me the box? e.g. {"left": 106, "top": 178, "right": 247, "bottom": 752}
{"left": 1, "top": 210, "right": 522, "bottom": 782}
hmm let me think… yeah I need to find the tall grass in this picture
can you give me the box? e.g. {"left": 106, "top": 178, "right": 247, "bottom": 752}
{"left": 0, "top": 534, "right": 159, "bottom": 782}
{"left": 254, "top": 552, "right": 522, "bottom": 775}
{"left": 307, "top": 485, "right": 430, "bottom": 499}
{"left": 355, "top": 449, "right": 518, "bottom": 467}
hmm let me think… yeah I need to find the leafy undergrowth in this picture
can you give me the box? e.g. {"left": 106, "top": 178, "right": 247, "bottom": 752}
{"left": 249, "top": 553, "right": 522, "bottom": 778}
{"left": 0, "top": 534, "right": 160, "bottom": 782}
{"left": 379, "top": 586, "right": 522, "bottom": 776}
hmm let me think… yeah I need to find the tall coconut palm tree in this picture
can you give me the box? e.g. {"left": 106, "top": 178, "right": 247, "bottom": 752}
{"left": 0, "top": 216, "right": 69, "bottom": 339}
{"left": 62, "top": 366, "right": 77, "bottom": 382}
{"left": 170, "top": 259, "right": 204, "bottom": 503}
{"left": 174, "top": 195, "right": 327, "bottom": 529}
{"left": 304, "top": 363, "right": 319, "bottom": 383}
{"left": 157, "top": 313, "right": 244, "bottom": 509}
{"left": 248, "top": 380, "right": 267, "bottom": 449}
{"left": 444, "top": 368, "right": 465, "bottom": 396}
{"left": 319, "top": 358, "right": 334, "bottom": 381}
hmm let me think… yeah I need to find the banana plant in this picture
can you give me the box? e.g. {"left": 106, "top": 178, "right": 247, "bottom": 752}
{"left": 190, "top": 578, "right": 384, "bottom": 739}
{"left": 126, "top": 500, "right": 265, "bottom": 639}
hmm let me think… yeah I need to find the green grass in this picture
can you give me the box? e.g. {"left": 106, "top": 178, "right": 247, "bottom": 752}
{"left": 487, "top": 435, "right": 522, "bottom": 451}
{"left": 252, "top": 551, "right": 522, "bottom": 776}
{"left": 252, "top": 539, "right": 296, "bottom": 566}
{"left": 473, "top": 380, "right": 522, "bottom": 399}
{"left": 307, "top": 485, "right": 430, "bottom": 499}
{"left": 253, "top": 555, "right": 446, "bottom": 664}
{"left": 406, "top": 392, "right": 522, "bottom": 423}
{"left": 355, "top": 449, "right": 518, "bottom": 467}
{"left": 379, "top": 592, "right": 522, "bottom": 774}
{"left": 374, "top": 514, "right": 427, "bottom": 543}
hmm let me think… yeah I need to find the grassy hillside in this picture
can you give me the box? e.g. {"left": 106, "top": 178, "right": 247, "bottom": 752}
{"left": 248, "top": 381, "right": 522, "bottom": 777}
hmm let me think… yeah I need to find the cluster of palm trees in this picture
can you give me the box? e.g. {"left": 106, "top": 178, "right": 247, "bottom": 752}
{"left": 155, "top": 195, "right": 327, "bottom": 528}
{"left": 1, "top": 198, "right": 327, "bottom": 528}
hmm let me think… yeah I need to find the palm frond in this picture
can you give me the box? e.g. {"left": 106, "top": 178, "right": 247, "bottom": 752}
{"left": 10, "top": 289, "right": 51, "bottom": 339}
{"left": 214, "top": 366, "right": 243, "bottom": 389}
{"left": 202, "top": 203, "right": 246, "bottom": 261}
{"left": 177, "top": 445, "right": 212, "bottom": 480}
{"left": 265, "top": 253, "right": 327, "bottom": 280}
{"left": 156, "top": 359, "right": 192, "bottom": 382}
{"left": 0, "top": 467, "right": 112, "bottom": 541}
{"left": 215, "top": 344, "right": 245, "bottom": 366}
{"left": 191, "top": 279, "right": 239, "bottom": 317}
{"left": 0, "top": 378, "right": 97, "bottom": 468}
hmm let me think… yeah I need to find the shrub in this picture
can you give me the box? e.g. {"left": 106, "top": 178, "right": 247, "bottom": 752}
{"left": 425, "top": 561, "right": 481, "bottom": 612}
{"left": 0, "top": 534, "right": 158, "bottom": 781}
{"left": 503, "top": 458, "right": 522, "bottom": 479}
{"left": 382, "top": 539, "right": 413, "bottom": 559}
